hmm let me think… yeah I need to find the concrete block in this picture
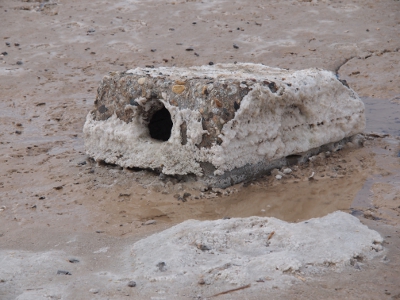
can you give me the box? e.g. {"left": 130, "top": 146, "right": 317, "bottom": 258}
{"left": 83, "top": 63, "right": 365, "bottom": 187}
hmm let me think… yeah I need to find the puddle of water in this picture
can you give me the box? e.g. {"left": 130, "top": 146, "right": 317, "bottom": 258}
{"left": 352, "top": 138, "right": 400, "bottom": 210}
{"left": 192, "top": 176, "right": 365, "bottom": 223}
{"left": 362, "top": 97, "right": 400, "bottom": 136}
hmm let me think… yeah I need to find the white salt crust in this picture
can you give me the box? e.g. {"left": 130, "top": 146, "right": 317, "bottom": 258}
{"left": 83, "top": 63, "right": 365, "bottom": 176}
{"left": 130, "top": 211, "right": 383, "bottom": 288}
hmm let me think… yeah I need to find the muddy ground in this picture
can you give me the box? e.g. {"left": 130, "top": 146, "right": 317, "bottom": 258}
{"left": 0, "top": 0, "right": 400, "bottom": 299}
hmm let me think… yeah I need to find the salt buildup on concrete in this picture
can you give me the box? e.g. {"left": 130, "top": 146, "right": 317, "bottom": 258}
{"left": 83, "top": 63, "right": 365, "bottom": 187}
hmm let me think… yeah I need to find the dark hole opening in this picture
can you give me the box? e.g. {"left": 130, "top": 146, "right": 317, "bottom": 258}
{"left": 148, "top": 106, "right": 173, "bottom": 141}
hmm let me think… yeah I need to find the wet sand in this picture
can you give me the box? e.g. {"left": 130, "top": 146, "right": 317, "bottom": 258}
{"left": 1, "top": 0, "right": 400, "bottom": 299}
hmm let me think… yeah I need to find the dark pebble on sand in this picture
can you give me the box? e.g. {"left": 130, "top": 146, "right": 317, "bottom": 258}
{"left": 69, "top": 258, "right": 80, "bottom": 263}
{"left": 127, "top": 281, "right": 136, "bottom": 287}
{"left": 198, "top": 244, "right": 211, "bottom": 251}
{"left": 57, "top": 270, "right": 72, "bottom": 275}
{"left": 209, "top": 62, "right": 214, "bottom": 65}
{"left": 186, "top": 47, "right": 194, "bottom": 51}
{"left": 157, "top": 262, "right": 167, "bottom": 272}
{"left": 1, "top": 52, "right": 7, "bottom": 56}
{"left": 233, "top": 44, "right": 239, "bottom": 49}
{"left": 151, "top": 49, "right": 156, "bottom": 52}
{"left": 16, "top": 61, "right": 23, "bottom": 65}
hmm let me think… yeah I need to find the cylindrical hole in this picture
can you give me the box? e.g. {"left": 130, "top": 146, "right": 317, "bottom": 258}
{"left": 148, "top": 106, "right": 173, "bottom": 141}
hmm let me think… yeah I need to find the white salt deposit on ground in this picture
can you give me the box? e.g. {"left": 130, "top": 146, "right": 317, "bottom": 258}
{"left": 130, "top": 211, "right": 383, "bottom": 288}
{"left": 0, "top": 212, "right": 385, "bottom": 299}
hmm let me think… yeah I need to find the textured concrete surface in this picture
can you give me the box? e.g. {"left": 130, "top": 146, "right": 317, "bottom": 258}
{"left": 84, "top": 63, "right": 365, "bottom": 187}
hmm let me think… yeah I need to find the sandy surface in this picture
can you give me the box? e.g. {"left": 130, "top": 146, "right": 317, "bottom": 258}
{"left": 0, "top": 0, "right": 400, "bottom": 299}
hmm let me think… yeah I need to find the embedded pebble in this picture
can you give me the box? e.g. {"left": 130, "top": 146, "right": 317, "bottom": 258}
{"left": 283, "top": 168, "right": 292, "bottom": 174}
{"left": 271, "top": 169, "right": 284, "bottom": 177}
{"left": 157, "top": 261, "right": 167, "bottom": 272}
{"left": 89, "top": 288, "right": 99, "bottom": 294}
{"left": 57, "top": 270, "right": 71, "bottom": 275}
{"left": 143, "top": 220, "right": 156, "bottom": 225}
{"left": 275, "top": 175, "right": 282, "bottom": 180}
{"left": 127, "top": 281, "right": 137, "bottom": 287}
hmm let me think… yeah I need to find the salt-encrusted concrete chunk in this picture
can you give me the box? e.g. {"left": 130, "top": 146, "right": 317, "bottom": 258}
{"left": 83, "top": 63, "right": 365, "bottom": 187}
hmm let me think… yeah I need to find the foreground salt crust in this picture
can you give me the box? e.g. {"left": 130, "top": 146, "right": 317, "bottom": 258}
{"left": 83, "top": 63, "right": 365, "bottom": 187}
{"left": 131, "top": 211, "right": 382, "bottom": 287}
